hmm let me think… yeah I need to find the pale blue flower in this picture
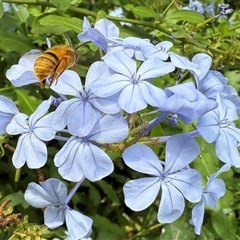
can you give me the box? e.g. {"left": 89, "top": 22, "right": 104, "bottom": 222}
{"left": 6, "top": 49, "right": 41, "bottom": 87}
{"left": 197, "top": 94, "right": 240, "bottom": 167}
{"left": 141, "top": 41, "right": 173, "bottom": 60}
{"left": 107, "top": 37, "right": 152, "bottom": 61}
{"left": 90, "top": 51, "right": 175, "bottom": 113}
{"left": 190, "top": 164, "right": 230, "bottom": 234}
{"left": 51, "top": 66, "right": 120, "bottom": 136}
{"left": 182, "top": 0, "right": 204, "bottom": 14}
{"left": 54, "top": 113, "right": 128, "bottom": 182}
{"left": 123, "top": 135, "right": 202, "bottom": 223}
{"left": 6, "top": 96, "right": 56, "bottom": 168}
{"left": 109, "top": 7, "right": 132, "bottom": 26}
{"left": 196, "top": 70, "right": 240, "bottom": 113}
{"left": 0, "top": 96, "right": 19, "bottom": 134}
{"left": 169, "top": 53, "right": 212, "bottom": 81}
{"left": 78, "top": 17, "right": 119, "bottom": 52}
{"left": 78, "top": 18, "right": 156, "bottom": 61}
{"left": 160, "top": 82, "right": 217, "bottom": 124}
{"left": 24, "top": 178, "right": 93, "bottom": 239}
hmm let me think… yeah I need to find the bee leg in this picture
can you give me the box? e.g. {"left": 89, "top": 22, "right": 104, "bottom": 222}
{"left": 39, "top": 79, "right": 46, "bottom": 88}
{"left": 49, "top": 59, "right": 68, "bottom": 86}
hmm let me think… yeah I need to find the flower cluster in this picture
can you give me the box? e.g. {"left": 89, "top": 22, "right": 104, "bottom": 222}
{"left": 2, "top": 15, "right": 239, "bottom": 238}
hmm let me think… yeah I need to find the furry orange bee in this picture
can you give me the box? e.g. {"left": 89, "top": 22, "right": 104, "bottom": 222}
{"left": 34, "top": 45, "right": 78, "bottom": 88}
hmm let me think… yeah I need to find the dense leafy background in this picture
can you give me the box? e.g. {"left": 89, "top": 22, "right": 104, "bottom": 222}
{"left": 0, "top": 0, "right": 240, "bottom": 239}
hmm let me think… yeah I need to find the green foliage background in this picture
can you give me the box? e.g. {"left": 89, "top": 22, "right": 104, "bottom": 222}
{"left": 0, "top": 0, "right": 240, "bottom": 239}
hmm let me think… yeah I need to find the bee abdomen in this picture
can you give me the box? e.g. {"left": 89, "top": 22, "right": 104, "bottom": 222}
{"left": 34, "top": 52, "right": 60, "bottom": 79}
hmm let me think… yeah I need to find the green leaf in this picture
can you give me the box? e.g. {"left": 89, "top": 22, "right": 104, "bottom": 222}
{"left": 161, "top": 210, "right": 196, "bottom": 240}
{"left": 219, "top": 190, "right": 233, "bottom": 208}
{"left": 171, "top": 24, "right": 186, "bottom": 38}
{"left": 96, "top": 180, "right": 120, "bottom": 206}
{"left": 15, "top": 89, "right": 40, "bottom": 115}
{"left": 96, "top": 10, "right": 107, "bottom": 21}
{"left": 165, "top": 10, "right": 204, "bottom": 23}
{"left": 198, "top": 226, "right": 215, "bottom": 240}
{"left": 0, "top": 30, "right": 32, "bottom": 54}
{"left": 0, "top": 1, "right": 4, "bottom": 19}
{"left": 218, "top": 19, "right": 231, "bottom": 37}
{"left": 32, "top": 20, "right": 70, "bottom": 35}
{"left": 211, "top": 209, "right": 237, "bottom": 239}
{"left": 1, "top": 192, "right": 24, "bottom": 207}
{"left": 92, "top": 215, "right": 124, "bottom": 235}
{"left": 192, "top": 139, "right": 219, "bottom": 181}
{"left": 0, "top": 12, "right": 21, "bottom": 30}
{"left": 96, "top": 230, "right": 122, "bottom": 240}
{"left": 49, "top": 0, "right": 70, "bottom": 11}
{"left": 133, "top": 6, "right": 158, "bottom": 18}
{"left": 39, "top": 15, "right": 82, "bottom": 33}
{"left": 89, "top": 184, "right": 101, "bottom": 207}
{"left": 13, "top": 5, "right": 29, "bottom": 23}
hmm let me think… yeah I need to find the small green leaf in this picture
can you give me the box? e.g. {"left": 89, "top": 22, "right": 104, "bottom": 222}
{"left": 167, "top": 23, "right": 186, "bottom": 38}
{"left": 1, "top": 192, "right": 24, "bottom": 207}
{"left": 13, "top": 5, "right": 29, "bottom": 23}
{"left": 15, "top": 89, "right": 40, "bottom": 115}
{"left": 39, "top": 15, "right": 82, "bottom": 33}
{"left": 96, "top": 180, "right": 120, "bottom": 206}
{"left": 0, "top": 1, "right": 4, "bottom": 19}
{"left": 132, "top": 6, "right": 158, "bottom": 18}
{"left": 0, "top": 30, "right": 32, "bottom": 54}
{"left": 89, "top": 184, "right": 101, "bottom": 207}
{"left": 133, "top": 6, "right": 158, "bottom": 18}
{"left": 32, "top": 20, "right": 70, "bottom": 35}
{"left": 211, "top": 209, "right": 237, "bottom": 239}
{"left": 165, "top": 10, "right": 204, "bottom": 23}
{"left": 96, "top": 10, "right": 107, "bottom": 21}
{"left": 97, "top": 230, "right": 122, "bottom": 240}
{"left": 92, "top": 215, "right": 124, "bottom": 235}
{"left": 49, "top": 0, "right": 70, "bottom": 11}
{"left": 0, "top": 12, "right": 21, "bottom": 30}
{"left": 161, "top": 210, "right": 196, "bottom": 240}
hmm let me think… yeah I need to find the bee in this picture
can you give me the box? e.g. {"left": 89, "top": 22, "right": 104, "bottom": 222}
{"left": 33, "top": 44, "right": 78, "bottom": 88}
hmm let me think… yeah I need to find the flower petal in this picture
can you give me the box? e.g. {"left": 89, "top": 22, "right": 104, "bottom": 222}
{"left": 103, "top": 51, "right": 136, "bottom": 78}
{"left": 68, "top": 101, "right": 102, "bottom": 137}
{"left": 12, "top": 134, "right": 47, "bottom": 169}
{"left": 94, "top": 18, "right": 119, "bottom": 40}
{"left": 123, "top": 144, "right": 163, "bottom": 175}
{"left": 81, "top": 143, "right": 114, "bottom": 181}
{"left": 6, "top": 50, "right": 41, "bottom": 87}
{"left": 50, "top": 70, "right": 83, "bottom": 97}
{"left": 90, "top": 73, "right": 130, "bottom": 97}
{"left": 123, "top": 177, "right": 160, "bottom": 211}
{"left": 118, "top": 84, "right": 147, "bottom": 113}
{"left": 54, "top": 137, "right": 84, "bottom": 182}
{"left": 29, "top": 96, "right": 54, "bottom": 127}
{"left": 158, "top": 183, "right": 185, "bottom": 223}
{"left": 6, "top": 113, "right": 29, "bottom": 135}
{"left": 52, "top": 99, "right": 81, "bottom": 131}
{"left": 140, "top": 81, "right": 167, "bottom": 107}
{"left": 40, "top": 178, "right": 67, "bottom": 203}
{"left": 169, "top": 169, "right": 202, "bottom": 202}
{"left": 65, "top": 207, "right": 93, "bottom": 239}
{"left": 24, "top": 182, "right": 59, "bottom": 208}
{"left": 89, "top": 113, "right": 128, "bottom": 143}
{"left": 189, "top": 201, "right": 205, "bottom": 235}
{"left": 164, "top": 135, "right": 200, "bottom": 173}
{"left": 34, "top": 112, "right": 56, "bottom": 141}
{"left": 44, "top": 205, "right": 65, "bottom": 229}
{"left": 138, "top": 58, "right": 175, "bottom": 80}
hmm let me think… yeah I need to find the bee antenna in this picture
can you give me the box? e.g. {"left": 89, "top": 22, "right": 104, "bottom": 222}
{"left": 75, "top": 42, "right": 91, "bottom": 51}
{"left": 63, "top": 34, "right": 72, "bottom": 46}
